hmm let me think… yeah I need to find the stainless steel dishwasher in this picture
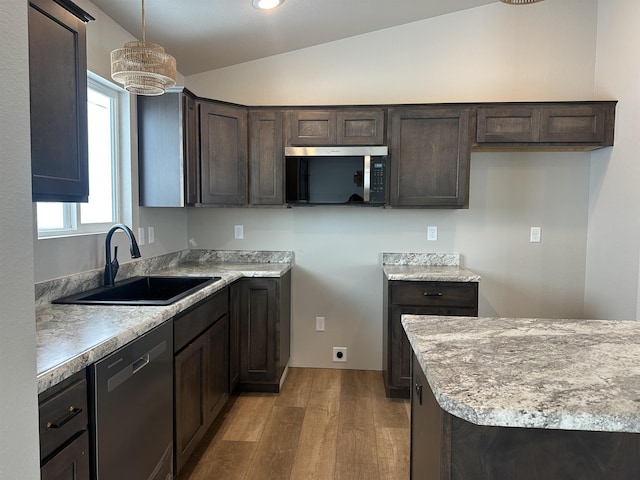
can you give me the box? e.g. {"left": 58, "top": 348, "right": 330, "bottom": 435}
{"left": 90, "top": 320, "right": 173, "bottom": 479}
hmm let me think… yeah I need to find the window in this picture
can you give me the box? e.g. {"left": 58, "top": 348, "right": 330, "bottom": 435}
{"left": 37, "top": 73, "right": 125, "bottom": 237}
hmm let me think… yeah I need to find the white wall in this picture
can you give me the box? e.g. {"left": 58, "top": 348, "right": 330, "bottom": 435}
{"left": 186, "top": 0, "right": 600, "bottom": 369}
{"left": 33, "top": 0, "right": 189, "bottom": 282}
{"left": 0, "top": 0, "right": 40, "bottom": 478}
{"left": 586, "top": 0, "right": 640, "bottom": 320}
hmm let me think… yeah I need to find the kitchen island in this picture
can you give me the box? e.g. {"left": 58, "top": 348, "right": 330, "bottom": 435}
{"left": 402, "top": 315, "right": 640, "bottom": 480}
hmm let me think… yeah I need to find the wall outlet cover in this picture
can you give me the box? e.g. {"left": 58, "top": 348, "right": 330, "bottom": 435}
{"left": 427, "top": 225, "right": 438, "bottom": 241}
{"left": 315, "top": 316, "right": 325, "bottom": 332}
{"left": 234, "top": 225, "right": 244, "bottom": 240}
{"left": 333, "top": 347, "right": 347, "bottom": 362}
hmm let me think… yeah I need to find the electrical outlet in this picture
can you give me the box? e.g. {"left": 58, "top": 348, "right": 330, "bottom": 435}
{"left": 333, "top": 347, "right": 347, "bottom": 362}
{"left": 427, "top": 225, "right": 438, "bottom": 241}
{"left": 148, "top": 226, "right": 155, "bottom": 244}
{"left": 315, "top": 316, "right": 325, "bottom": 332}
{"left": 530, "top": 226, "right": 542, "bottom": 243}
{"left": 137, "top": 227, "right": 145, "bottom": 246}
{"left": 234, "top": 225, "right": 244, "bottom": 240}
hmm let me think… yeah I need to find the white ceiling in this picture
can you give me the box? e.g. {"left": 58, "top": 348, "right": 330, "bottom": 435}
{"left": 89, "top": 0, "right": 499, "bottom": 76}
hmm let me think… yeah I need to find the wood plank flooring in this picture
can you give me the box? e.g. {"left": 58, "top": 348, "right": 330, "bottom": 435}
{"left": 177, "top": 368, "right": 410, "bottom": 480}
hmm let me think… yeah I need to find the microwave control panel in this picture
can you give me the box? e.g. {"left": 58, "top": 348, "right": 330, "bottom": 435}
{"left": 370, "top": 158, "right": 386, "bottom": 204}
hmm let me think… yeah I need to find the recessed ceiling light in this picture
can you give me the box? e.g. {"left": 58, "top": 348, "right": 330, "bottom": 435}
{"left": 252, "top": 0, "right": 284, "bottom": 10}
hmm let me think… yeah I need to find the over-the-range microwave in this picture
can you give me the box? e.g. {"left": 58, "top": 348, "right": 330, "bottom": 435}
{"left": 285, "top": 146, "right": 388, "bottom": 206}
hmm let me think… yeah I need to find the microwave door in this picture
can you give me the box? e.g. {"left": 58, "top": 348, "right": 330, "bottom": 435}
{"left": 363, "top": 155, "right": 371, "bottom": 202}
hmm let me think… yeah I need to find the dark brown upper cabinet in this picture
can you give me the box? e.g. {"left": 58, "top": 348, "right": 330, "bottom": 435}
{"left": 29, "top": 0, "right": 94, "bottom": 203}
{"left": 248, "top": 110, "right": 284, "bottom": 206}
{"left": 286, "top": 109, "right": 385, "bottom": 146}
{"left": 138, "top": 89, "right": 200, "bottom": 207}
{"left": 199, "top": 101, "right": 248, "bottom": 205}
{"left": 388, "top": 107, "right": 472, "bottom": 208}
{"left": 475, "top": 102, "right": 616, "bottom": 150}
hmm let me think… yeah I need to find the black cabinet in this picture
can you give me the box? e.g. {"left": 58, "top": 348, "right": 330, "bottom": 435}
{"left": 28, "top": 0, "right": 93, "bottom": 203}
{"left": 248, "top": 110, "right": 284, "bottom": 206}
{"left": 388, "top": 107, "right": 472, "bottom": 208}
{"left": 230, "top": 271, "right": 291, "bottom": 392}
{"left": 173, "top": 289, "right": 229, "bottom": 474}
{"left": 475, "top": 102, "right": 616, "bottom": 150}
{"left": 138, "top": 89, "right": 200, "bottom": 206}
{"left": 39, "top": 370, "right": 90, "bottom": 480}
{"left": 200, "top": 102, "right": 248, "bottom": 205}
{"left": 383, "top": 279, "right": 478, "bottom": 398}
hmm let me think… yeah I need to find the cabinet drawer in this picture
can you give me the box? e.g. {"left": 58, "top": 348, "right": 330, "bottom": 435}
{"left": 174, "top": 288, "right": 229, "bottom": 352}
{"left": 39, "top": 377, "right": 88, "bottom": 462}
{"left": 390, "top": 282, "right": 478, "bottom": 308}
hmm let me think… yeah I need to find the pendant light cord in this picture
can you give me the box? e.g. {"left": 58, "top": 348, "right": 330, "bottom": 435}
{"left": 141, "top": 0, "right": 146, "bottom": 42}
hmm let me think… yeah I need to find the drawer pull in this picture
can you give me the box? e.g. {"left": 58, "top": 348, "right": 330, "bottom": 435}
{"left": 46, "top": 406, "right": 83, "bottom": 429}
{"left": 423, "top": 292, "right": 443, "bottom": 297}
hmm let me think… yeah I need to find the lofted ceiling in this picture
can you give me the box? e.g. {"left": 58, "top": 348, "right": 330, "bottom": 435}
{"left": 89, "top": 0, "right": 499, "bottom": 76}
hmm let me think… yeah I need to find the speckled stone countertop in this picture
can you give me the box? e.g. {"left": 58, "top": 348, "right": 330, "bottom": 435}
{"left": 382, "top": 252, "right": 481, "bottom": 282}
{"left": 36, "top": 250, "right": 293, "bottom": 394}
{"left": 402, "top": 315, "right": 640, "bottom": 433}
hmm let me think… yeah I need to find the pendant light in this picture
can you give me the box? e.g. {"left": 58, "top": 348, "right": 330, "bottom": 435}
{"left": 500, "top": 0, "right": 544, "bottom": 4}
{"left": 110, "top": 0, "right": 176, "bottom": 96}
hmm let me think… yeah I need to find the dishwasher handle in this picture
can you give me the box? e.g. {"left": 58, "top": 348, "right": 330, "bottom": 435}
{"left": 107, "top": 340, "right": 167, "bottom": 393}
{"left": 132, "top": 354, "right": 150, "bottom": 374}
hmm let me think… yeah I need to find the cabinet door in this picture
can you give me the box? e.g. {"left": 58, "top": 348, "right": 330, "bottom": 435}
{"left": 205, "top": 315, "right": 229, "bottom": 425}
{"left": 389, "top": 108, "right": 471, "bottom": 207}
{"left": 336, "top": 109, "right": 385, "bottom": 145}
{"left": 237, "top": 278, "right": 278, "bottom": 383}
{"left": 29, "top": 0, "right": 90, "bottom": 202}
{"left": 476, "top": 107, "right": 541, "bottom": 143}
{"left": 249, "top": 110, "right": 284, "bottom": 205}
{"left": 174, "top": 333, "right": 207, "bottom": 474}
{"left": 411, "top": 354, "right": 448, "bottom": 480}
{"left": 200, "top": 102, "right": 248, "bottom": 205}
{"left": 40, "top": 430, "right": 90, "bottom": 480}
{"left": 286, "top": 111, "right": 336, "bottom": 146}
{"left": 540, "top": 105, "right": 607, "bottom": 143}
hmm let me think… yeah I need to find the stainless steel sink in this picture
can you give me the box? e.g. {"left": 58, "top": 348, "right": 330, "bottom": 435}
{"left": 53, "top": 276, "right": 220, "bottom": 306}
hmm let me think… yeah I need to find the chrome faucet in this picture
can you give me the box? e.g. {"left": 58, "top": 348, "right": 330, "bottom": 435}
{"left": 104, "top": 224, "right": 141, "bottom": 287}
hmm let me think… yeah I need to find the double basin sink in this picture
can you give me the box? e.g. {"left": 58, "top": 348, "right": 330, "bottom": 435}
{"left": 53, "top": 276, "right": 221, "bottom": 306}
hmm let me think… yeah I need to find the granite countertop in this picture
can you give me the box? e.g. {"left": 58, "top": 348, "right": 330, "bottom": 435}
{"left": 36, "top": 250, "right": 292, "bottom": 394}
{"left": 403, "top": 315, "right": 640, "bottom": 434}
{"left": 382, "top": 252, "right": 481, "bottom": 282}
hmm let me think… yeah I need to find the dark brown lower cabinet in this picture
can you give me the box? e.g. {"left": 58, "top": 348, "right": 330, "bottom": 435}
{"left": 230, "top": 271, "right": 291, "bottom": 393}
{"left": 410, "top": 353, "right": 640, "bottom": 480}
{"left": 39, "top": 370, "right": 89, "bottom": 480}
{"left": 40, "top": 431, "right": 90, "bottom": 480}
{"left": 384, "top": 279, "right": 478, "bottom": 398}
{"left": 173, "top": 290, "right": 229, "bottom": 475}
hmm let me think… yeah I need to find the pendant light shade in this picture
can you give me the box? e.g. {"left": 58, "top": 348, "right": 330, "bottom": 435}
{"left": 500, "top": 0, "right": 544, "bottom": 4}
{"left": 110, "top": 0, "right": 176, "bottom": 96}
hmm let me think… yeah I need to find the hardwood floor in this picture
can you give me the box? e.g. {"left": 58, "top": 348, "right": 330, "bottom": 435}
{"left": 177, "top": 368, "right": 410, "bottom": 480}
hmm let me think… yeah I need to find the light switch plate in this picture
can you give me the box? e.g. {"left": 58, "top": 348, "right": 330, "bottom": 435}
{"left": 315, "top": 316, "right": 325, "bottom": 332}
{"left": 137, "top": 227, "right": 145, "bottom": 246}
{"left": 148, "top": 226, "right": 155, "bottom": 244}
{"left": 530, "top": 226, "right": 542, "bottom": 243}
